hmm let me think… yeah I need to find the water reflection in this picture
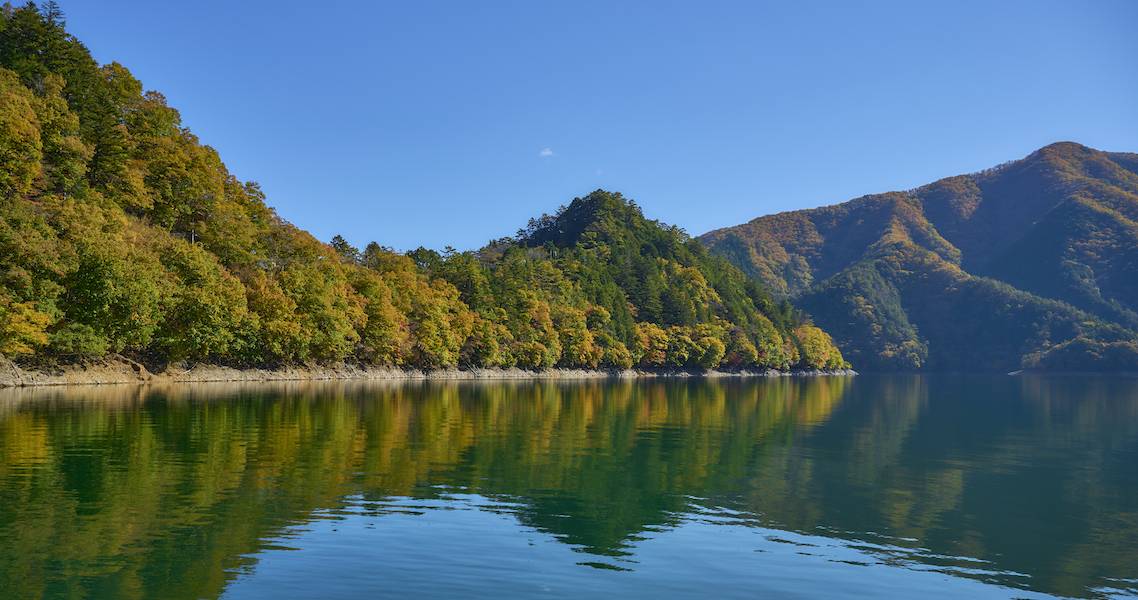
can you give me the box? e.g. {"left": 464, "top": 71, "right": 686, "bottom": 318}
{"left": 0, "top": 376, "right": 1135, "bottom": 598}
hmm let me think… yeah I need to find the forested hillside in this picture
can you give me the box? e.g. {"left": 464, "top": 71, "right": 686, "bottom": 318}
{"left": 701, "top": 142, "right": 1138, "bottom": 372}
{"left": 0, "top": 4, "right": 845, "bottom": 372}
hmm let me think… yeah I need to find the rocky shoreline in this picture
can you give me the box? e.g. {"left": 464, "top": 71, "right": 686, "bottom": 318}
{"left": 0, "top": 356, "right": 856, "bottom": 388}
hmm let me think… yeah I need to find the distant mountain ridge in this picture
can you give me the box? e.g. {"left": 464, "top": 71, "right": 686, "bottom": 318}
{"left": 700, "top": 142, "right": 1138, "bottom": 371}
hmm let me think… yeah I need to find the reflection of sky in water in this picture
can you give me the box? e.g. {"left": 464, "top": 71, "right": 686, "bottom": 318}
{"left": 224, "top": 493, "right": 1062, "bottom": 599}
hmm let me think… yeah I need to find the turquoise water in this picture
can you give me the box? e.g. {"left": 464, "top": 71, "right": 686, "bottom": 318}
{"left": 1, "top": 376, "right": 1136, "bottom": 598}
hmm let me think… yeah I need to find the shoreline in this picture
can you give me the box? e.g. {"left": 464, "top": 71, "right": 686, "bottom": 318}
{"left": 0, "top": 356, "right": 856, "bottom": 389}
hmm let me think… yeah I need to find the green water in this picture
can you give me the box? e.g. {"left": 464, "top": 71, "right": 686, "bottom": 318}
{"left": 1, "top": 376, "right": 1136, "bottom": 599}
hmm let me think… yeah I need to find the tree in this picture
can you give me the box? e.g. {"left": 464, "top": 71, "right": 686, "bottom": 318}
{"left": 0, "top": 292, "right": 52, "bottom": 356}
{"left": 41, "top": 1, "right": 64, "bottom": 27}
{"left": 330, "top": 235, "right": 360, "bottom": 263}
{"left": 0, "top": 68, "right": 43, "bottom": 198}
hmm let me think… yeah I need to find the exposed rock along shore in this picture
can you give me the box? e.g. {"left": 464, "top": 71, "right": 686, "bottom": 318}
{"left": 0, "top": 356, "right": 856, "bottom": 388}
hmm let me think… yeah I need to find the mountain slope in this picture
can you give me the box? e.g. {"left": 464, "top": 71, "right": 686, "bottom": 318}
{"left": 0, "top": 4, "right": 844, "bottom": 373}
{"left": 701, "top": 143, "right": 1138, "bottom": 371}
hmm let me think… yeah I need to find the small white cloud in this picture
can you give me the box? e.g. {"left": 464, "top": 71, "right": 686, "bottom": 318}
{"left": 539, "top": 147, "right": 554, "bottom": 158}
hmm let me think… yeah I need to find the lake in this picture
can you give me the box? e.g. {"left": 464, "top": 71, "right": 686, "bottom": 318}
{"left": 1, "top": 375, "right": 1136, "bottom": 599}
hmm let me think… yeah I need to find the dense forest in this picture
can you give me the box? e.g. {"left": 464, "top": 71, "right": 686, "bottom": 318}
{"left": 0, "top": 3, "right": 845, "bottom": 373}
{"left": 701, "top": 142, "right": 1138, "bottom": 372}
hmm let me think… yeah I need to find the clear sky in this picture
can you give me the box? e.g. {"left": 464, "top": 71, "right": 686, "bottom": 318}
{"left": 59, "top": 0, "right": 1138, "bottom": 251}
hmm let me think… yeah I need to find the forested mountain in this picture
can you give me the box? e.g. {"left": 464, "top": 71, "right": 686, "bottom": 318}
{"left": 0, "top": 3, "right": 845, "bottom": 372}
{"left": 406, "top": 190, "right": 846, "bottom": 370}
{"left": 701, "top": 142, "right": 1138, "bottom": 372}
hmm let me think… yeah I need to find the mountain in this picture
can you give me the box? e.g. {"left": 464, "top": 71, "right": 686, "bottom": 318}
{"left": 0, "top": 4, "right": 844, "bottom": 373}
{"left": 701, "top": 142, "right": 1138, "bottom": 372}
{"left": 416, "top": 189, "right": 847, "bottom": 371}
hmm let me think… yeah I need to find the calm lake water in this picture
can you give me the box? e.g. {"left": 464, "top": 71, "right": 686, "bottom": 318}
{"left": 1, "top": 375, "right": 1136, "bottom": 599}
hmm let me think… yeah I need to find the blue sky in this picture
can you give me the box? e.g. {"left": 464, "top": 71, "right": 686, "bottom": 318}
{"left": 61, "top": 0, "right": 1138, "bottom": 251}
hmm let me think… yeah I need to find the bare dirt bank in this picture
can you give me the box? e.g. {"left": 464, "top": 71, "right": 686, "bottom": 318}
{"left": 0, "top": 356, "right": 856, "bottom": 388}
